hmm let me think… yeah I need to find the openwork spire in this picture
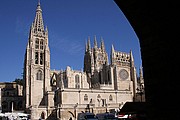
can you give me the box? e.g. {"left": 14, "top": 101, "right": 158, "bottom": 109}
{"left": 33, "top": 0, "right": 44, "bottom": 34}
{"left": 100, "top": 37, "right": 105, "bottom": 52}
{"left": 94, "top": 35, "right": 97, "bottom": 49}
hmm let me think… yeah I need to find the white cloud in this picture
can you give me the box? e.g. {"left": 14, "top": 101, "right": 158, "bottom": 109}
{"left": 49, "top": 31, "right": 84, "bottom": 56}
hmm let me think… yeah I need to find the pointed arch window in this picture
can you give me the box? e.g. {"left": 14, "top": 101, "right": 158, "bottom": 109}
{"left": 75, "top": 74, "right": 80, "bottom": 88}
{"left": 35, "top": 38, "right": 44, "bottom": 50}
{"left": 40, "top": 39, "right": 44, "bottom": 50}
{"left": 35, "top": 51, "right": 44, "bottom": 65}
{"left": 35, "top": 52, "right": 39, "bottom": 64}
{"left": 109, "top": 95, "right": 113, "bottom": 101}
{"left": 36, "top": 70, "right": 43, "bottom": 80}
{"left": 40, "top": 52, "right": 44, "bottom": 65}
{"left": 35, "top": 39, "right": 39, "bottom": 49}
{"left": 84, "top": 94, "right": 88, "bottom": 101}
{"left": 41, "top": 112, "right": 45, "bottom": 119}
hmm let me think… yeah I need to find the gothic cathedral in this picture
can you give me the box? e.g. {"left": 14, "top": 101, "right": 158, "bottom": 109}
{"left": 23, "top": 1, "right": 141, "bottom": 120}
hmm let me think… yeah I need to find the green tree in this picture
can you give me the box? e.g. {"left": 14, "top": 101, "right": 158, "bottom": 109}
{"left": 13, "top": 78, "right": 23, "bottom": 85}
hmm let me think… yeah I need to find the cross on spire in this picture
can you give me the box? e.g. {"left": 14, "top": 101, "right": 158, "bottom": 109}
{"left": 38, "top": 0, "right": 40, "bottom": 6}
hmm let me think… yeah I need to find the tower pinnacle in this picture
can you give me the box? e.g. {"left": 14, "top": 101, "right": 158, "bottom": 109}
{"left": 33, "top": 0, "right": 44, "bottom": 34}
{"left": 38, "top": 0, "right": 40, "bottom": 5}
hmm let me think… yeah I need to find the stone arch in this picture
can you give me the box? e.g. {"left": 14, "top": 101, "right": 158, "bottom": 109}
{"left": 36, "top": 69, "right": 43, "bottom": 80}
{"left": 114, "top": 1, "right": 179, "bottom": 119}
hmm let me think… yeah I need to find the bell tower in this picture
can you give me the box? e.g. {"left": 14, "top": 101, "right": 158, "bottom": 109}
{"left": 84, "top": 36, "right": 109, "bottom": 87}
{"left": 23, "top": 1, "right": 50, "bottom": 108}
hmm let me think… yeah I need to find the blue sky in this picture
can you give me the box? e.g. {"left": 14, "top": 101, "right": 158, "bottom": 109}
{"left": 0, "top": 0, "right": 142, "bottom": 82}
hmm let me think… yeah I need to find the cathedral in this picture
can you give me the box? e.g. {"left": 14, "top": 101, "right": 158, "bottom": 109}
{"left": 22, "top": 1, "right": 143, "bottom": 120}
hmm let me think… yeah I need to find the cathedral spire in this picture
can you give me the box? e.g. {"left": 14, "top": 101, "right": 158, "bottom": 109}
{"left": 111, "top": 44, "right": 115, "bottom": 53}
{"left": 111, "top": 44, "right": 115, "bottom": 65}
{"left": 94, "top": 35, "right": 98, "bottom": 49}
{"left": 100, "top": 37, "right": 105, "bottom": 52}
{"left": 130, "top": 50, "right": 134, "bottom": 67}
{"left": 88, "top": 37, "right": 91, "bottom": 51}
{"left": 85, "top": 37, "right": 91, "bottom": 52}
{"left": 111, "top": 44, "right": 115, "bottom": 57}
{"left": 33, "top": 0, "right": 44, "bottom": 34}
{"left": 139, "top": 66, "right": 144, "bottom": 84}
{"left": 85, "top": 40, "right": 88, "bottom": 52}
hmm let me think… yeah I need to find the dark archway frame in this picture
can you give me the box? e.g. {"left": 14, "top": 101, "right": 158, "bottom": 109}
{"left": 114, "top": 1, "right": 179, "bottom": 120}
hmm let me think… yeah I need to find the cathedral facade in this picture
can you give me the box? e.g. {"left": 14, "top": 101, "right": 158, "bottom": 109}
{"left": 23, "top": 2, "right": 140, "bottom": 120}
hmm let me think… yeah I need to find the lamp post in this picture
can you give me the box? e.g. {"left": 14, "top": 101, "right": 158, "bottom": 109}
{"left": 74, "top": 103, "right": 78, "bottom": 119}
{"left": 115, "top": 90, "right": 117, "bottom": 103}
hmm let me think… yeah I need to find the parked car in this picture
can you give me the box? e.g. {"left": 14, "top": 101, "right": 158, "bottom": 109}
{"left": 130, "top": 113, "right": 147, "bottom": 120}
{"left": 96, "top": 112, "right": 118, "bottom": 120}
{"left": 77, "top": 112, "right": 98, "bottom": 120}
{"left": 117, "top": 113, "right": 131, "bottom": 120}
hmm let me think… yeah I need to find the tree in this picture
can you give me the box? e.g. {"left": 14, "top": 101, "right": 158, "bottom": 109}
{"left": 13, "top": 78, "right": 23, "bottom": 85}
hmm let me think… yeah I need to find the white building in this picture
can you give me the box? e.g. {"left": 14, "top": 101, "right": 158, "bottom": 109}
{"left": 23, "top": 1, "right": 140, "bottom": 120}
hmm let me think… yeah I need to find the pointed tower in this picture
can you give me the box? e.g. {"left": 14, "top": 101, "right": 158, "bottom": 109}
{"left": 84, "top": 37, "right": 92, "bottom": 74}
{"left": 93, "top": 36, "right": 108, "bottom": 71}
{"left": 94, "top": 35, "right": 98, "bottom": 50}
{"left": 110, "top": 44, "right": 115, "bottom": 66}
{"left": 110, "top": 46, "right": 137, "bottom": 95}
{"left": 129, "top": 50, "right": 138, "bottom": 98}
{"left": 100, "top": 37, "right": 105, "bottom": 53}
{"left": 23, "top": 0, "right": 51, "bottom": 110}
{"left": 139, "top": 66, "right": 144, "bottom": 87}
{"left": 84, "top": 36, "right": 109, "bottom": 88}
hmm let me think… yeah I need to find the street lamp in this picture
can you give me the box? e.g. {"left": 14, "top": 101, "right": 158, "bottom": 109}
{"left": 74, "top": 103, "right": 78, "bottom": 119}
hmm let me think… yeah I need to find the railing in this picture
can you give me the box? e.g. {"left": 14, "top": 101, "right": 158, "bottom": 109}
{"left": 59, "top": 104, "right": 95, "bottom": 108}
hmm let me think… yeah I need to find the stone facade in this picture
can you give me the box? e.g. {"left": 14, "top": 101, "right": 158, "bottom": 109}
{"left": 0, "top": 82, "right": 23, "bottom": 113}
{"left": 22, "top": 1, "right": 143, "bottom": 120}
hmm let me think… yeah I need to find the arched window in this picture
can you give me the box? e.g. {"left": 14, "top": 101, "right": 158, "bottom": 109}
{"left": 41, "top": 112, "right": 45, "bottom": 119}
{"left": 35, "top": 38, "right": 39, "bottom": 49}
{"left": 84, "top": 94, "right": 88, "bottom": 101}
{"left": 36, "top": 70, "right": 43, "bottom": 80}
{"left": 109, "top": 95, "right": 113, "bottom": 101}
{"left": 75, "top": 74, "right": 80, "bottom": 88}
{"left": 40, "top": 52, "right": 44, "bottom": 65}
{"left": 35, "top": 52, "right": 39, "bottom": 64}
{"left": 40, "top": 39, "right": 44, "bottom": 50}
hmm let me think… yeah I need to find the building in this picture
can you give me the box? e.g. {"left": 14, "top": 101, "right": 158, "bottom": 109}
{"left": 0, "top": 82, "right": 23, "bottom": 113}
{"left": 22, "top": 1, "right": 143, "bottom": 120}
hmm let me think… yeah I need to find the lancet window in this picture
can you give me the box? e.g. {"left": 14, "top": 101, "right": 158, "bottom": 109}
{"left": 36, "top": 70, "right": 43, "bottom": 80}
